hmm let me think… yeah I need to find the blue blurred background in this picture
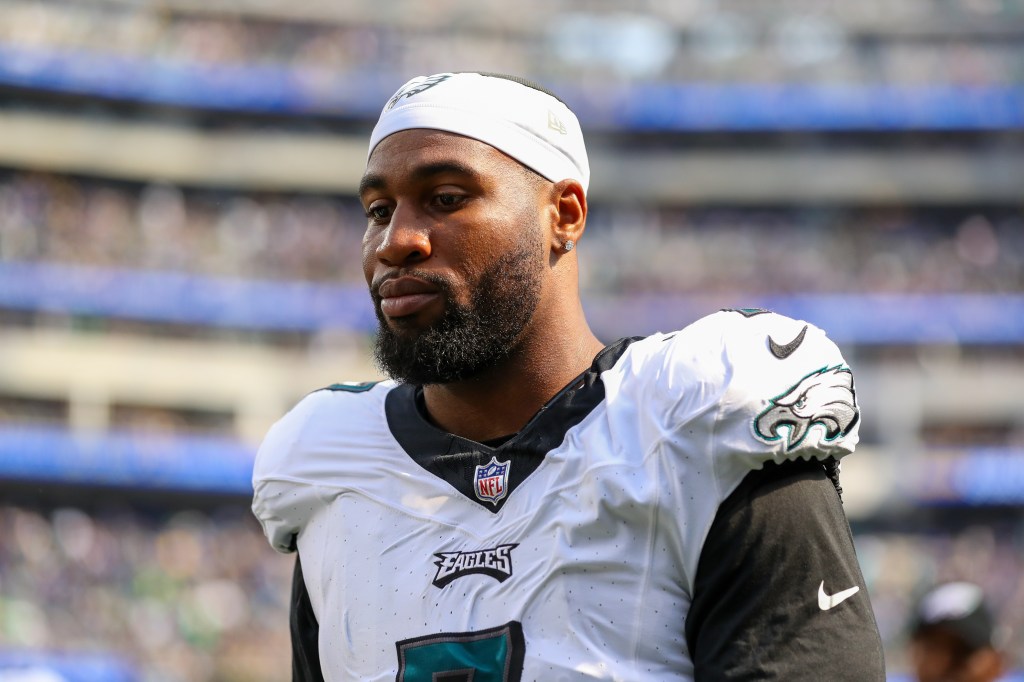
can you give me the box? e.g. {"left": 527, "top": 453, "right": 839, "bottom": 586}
{"left": 0, "top": 1, "right": 1022, "bottom": 679}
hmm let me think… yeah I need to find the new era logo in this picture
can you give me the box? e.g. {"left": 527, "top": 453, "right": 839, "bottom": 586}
{"left": 547, "top": 110, "right": 568, "bottom": 134}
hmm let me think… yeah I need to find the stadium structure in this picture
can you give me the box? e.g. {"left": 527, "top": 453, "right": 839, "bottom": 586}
{"left": 0, "top": 1, "right": 1022, "bottom": 680}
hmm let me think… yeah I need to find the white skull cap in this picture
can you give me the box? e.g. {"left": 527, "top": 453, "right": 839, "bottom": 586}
{"left": 368, "top": 72, "right": 590, "bottom": 195}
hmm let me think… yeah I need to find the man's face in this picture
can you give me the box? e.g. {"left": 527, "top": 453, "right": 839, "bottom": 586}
{"left": 360, "top": 129, "right": 549, "bottom": 384}
{"left": 911, "top": 628, "right": 1000, "bottom": 682}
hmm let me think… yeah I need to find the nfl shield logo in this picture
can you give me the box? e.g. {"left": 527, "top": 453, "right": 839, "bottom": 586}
{"left": 474, "top": 456, "right": 511, "bottom": 505}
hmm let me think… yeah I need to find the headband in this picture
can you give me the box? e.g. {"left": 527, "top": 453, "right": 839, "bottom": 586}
{"left": 368, "top": 72, "right": 590, "bottom": 194}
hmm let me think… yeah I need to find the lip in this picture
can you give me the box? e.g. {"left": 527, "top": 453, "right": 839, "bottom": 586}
{"left": 376, "top": 276, "right": 441, "bottom": 318}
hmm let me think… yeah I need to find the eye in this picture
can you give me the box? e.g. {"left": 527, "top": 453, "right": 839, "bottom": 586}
{"left": 365, "top": 203, "right": 391, "bottom": 223}
{"left": 433, "top": 192, "right": 467, "bottom": 209}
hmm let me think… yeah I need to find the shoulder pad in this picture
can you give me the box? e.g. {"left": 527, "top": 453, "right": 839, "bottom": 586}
{"left": 251, "top": 381, "right": 394, "bottom": 553}
{"left": 653, "top": 311, "right": 860, "bottom": 487}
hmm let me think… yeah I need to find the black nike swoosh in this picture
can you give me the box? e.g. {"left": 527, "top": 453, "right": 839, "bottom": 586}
{"left": 768, "top": 324, "right": 808, "bottom": 359}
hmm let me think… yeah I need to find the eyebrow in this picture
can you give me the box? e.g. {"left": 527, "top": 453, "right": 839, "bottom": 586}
{"left": 358, "top": 160, "right": 482, "bottom": 197}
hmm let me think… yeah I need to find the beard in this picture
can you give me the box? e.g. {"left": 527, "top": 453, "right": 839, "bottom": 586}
{"left": 371, "top": 244, "right": 544, "bottom": 385}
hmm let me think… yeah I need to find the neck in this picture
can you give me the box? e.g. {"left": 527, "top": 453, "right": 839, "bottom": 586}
{"left": 421, "top": 311, "right": 604, "bottom": 443}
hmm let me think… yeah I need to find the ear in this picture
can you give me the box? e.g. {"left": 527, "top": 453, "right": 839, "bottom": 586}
{"left": 549, "top": 179, "right": 587, "bottom": 254}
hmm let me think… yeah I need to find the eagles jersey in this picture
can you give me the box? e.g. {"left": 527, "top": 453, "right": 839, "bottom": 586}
{"left": 252, "top": 310, "right": 885, "bottom": 681}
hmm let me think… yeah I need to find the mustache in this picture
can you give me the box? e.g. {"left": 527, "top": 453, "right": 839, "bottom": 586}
{"left": 370, "top": 269, "right": 454, "bottom": 304}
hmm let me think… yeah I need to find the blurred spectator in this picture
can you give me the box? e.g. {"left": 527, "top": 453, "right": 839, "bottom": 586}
{"left": 908, "top": 582, "right": 1008, "bottom": 682}
{"left": 857, "top": 527, "right": 1024, "bottom": 676}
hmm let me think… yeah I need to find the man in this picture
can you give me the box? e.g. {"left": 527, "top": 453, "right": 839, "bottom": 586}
{"left": 252, "top": 72, "right": 885, "bottom": 681}
{"left": 909, "top": 582, "right": 1006, "bottom": 682}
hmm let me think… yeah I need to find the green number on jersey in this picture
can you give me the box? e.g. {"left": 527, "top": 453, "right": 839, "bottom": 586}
{"left": 395, "top": 621, "right": 524, "bottom": 682}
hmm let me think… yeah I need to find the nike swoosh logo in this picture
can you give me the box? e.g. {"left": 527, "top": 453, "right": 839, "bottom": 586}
{"left": 768, "top": 324, "right": 808, "bottom": 359}
{"left": 818, "top": 581, "right": 860, "bottom": 611}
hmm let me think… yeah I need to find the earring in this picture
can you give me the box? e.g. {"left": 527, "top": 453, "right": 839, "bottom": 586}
{"left": 564, "top": 240, "right": 574, "bottom": 252}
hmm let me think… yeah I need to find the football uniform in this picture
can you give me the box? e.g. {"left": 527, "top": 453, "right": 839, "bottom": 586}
{"left": 252, "top": 310, "right": 885, "bottom": 681}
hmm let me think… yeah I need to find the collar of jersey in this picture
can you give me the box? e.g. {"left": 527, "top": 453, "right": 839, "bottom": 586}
{"left": 384, "top": 337, "right": 638, "bottom": 512}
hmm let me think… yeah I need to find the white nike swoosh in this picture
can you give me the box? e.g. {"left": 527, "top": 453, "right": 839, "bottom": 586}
{"left": 818, "top": 581, "right": 860, "bottom": 611}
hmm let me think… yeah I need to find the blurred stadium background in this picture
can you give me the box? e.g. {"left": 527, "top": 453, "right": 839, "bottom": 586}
{"left": 0, "top": 0, "right": 1022, "bottom": 680}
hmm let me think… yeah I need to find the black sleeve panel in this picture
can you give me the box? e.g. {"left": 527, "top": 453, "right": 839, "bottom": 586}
{"left": 685, "top": 459, "right": 886, "bottom": 681}
{"left": 291, "top": 554, "right": 325, "bottom": 682}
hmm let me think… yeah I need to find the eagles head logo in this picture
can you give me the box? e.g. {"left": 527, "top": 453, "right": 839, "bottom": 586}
{"left": 754, "top": 366, "right": 859, "bottom": 451}
{"left": 384, "top": 73, "right": 453, "bottom": 111}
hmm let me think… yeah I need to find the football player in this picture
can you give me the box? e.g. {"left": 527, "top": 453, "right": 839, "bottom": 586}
{"left": 252, "top": 72, "right": 886, "bottom": 681}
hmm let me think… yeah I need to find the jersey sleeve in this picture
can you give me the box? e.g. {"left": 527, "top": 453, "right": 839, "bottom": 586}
{"left": 251, "top": 393, "right": 326, "bottom": 554}
{"left": 658, "top": 312, "right": 880, "bottom": 675}
{"left": 251, "top": 382, "right": 392, "bottom": 554}
{"left": 685, "top": 458, "right": 886, "bottom": 680}
{"left": 661, "top": 310, "right": 861, "bottom": 501}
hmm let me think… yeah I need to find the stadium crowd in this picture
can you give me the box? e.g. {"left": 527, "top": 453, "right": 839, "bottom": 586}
{"left": 0, "top": 504, "right": 1020, "bottom": 681}
{"left": 1, "top": 173, "right": 1021, "bottom": 296}
{"left": 0, "top": 0, "right": 1021, "bottom": 85}
{"left": 0, "top": 504, "right": 292, "bottom": 682}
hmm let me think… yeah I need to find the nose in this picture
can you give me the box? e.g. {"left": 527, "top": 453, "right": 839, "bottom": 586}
{"left": 374, "top": 204, "right": 432, "bottom": 267}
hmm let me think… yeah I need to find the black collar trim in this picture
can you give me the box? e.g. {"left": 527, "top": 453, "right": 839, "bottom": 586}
{"left": 385, "top": 337, "right": 638, "bottom": 512}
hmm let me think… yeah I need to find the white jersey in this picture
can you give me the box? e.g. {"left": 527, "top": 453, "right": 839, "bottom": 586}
{"left": 252, "top": 310, "right": 863, "bottom": 681}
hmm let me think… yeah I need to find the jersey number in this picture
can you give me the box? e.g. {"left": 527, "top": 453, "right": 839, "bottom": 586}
{"left": 395, "top": 621, "right": 524, "bottom": 682}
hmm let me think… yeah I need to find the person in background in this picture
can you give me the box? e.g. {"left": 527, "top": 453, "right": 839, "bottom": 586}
{"left": 910, "top": 581, "right": 1007, "bottom": 682}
